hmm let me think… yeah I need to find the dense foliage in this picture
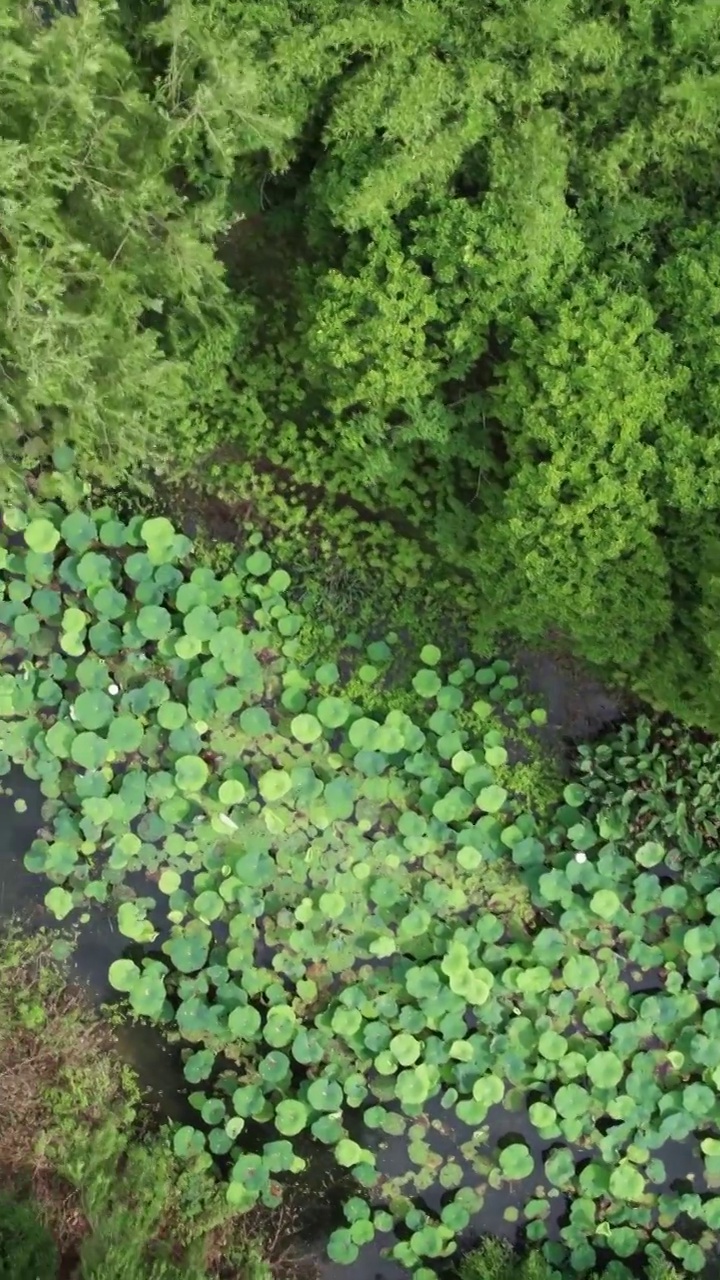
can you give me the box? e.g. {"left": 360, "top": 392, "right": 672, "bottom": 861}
{"left": 0, "top": 0, "right": 285, "bottom": 485}
{"left": 4, "top": 0, "right": 720, "bottom": 724}
{"left": 0, "top": 1191, "right": 57, "bottom": 1280}
{"left": 4, "top": 487, "right": 720, "bottom": 1278}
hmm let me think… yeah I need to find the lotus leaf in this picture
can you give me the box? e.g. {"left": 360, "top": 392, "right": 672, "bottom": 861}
{"left": 174, "top": 755, "right": 209, "bottom": 792}
{"left": 562, "top": 955, "right": 600, "bottom": 989}
{"left": 158, "top": 869, "right": 182, "bottom": 895}
{"left": 307, "top": 1078, "right": 343, "bottom": 1112}
{"left": 291, "top": 713, "right": 322, "bottom": 744}
{"left": 70, "top": 732, "right": 108, "bottom": 769}
{"left": 292, "top": 1029, "right": 327, "bottom": 1064}
{"left": 246, "top": 550, "right": 272, "bottom": 576}
{"left": 476, "top": 784, "right": 508, "bottom": 813}
{"left": 77, "top": 552, "right": 112, "bottom": 586}
{"left": 383, "top": 1034, "right": 419, "bottom": 1069}
{"left": 609, "top": 1164, "right": 646, "bottom": 1201}
{"left": 590, "top": 889, "right": 622, "bottom": 920}
{"left": 499, "top": 1143, "right": 534, "bottom": 1179}
{"left": 108, "top": 959, "right": 140, "bottom": 992}
{"left": 529, "top": 1101, "right": 557, "bottom": 1130}
{"left": 24, "top": 518, "right": 59, "bottom": 554}
{"left": 184, "top": 605, "right": 218, "bottom": 639}
{"left": 258, "top": 769, "right": 291, "bottom": 802}
{"left": 128, "top": 970, "right": 168, "bottom": 1018}
{"left": 44, "top": 885, "right": 73, "bottom": 919}
{"left": 327, "top": 1229, "right": 359, "bottom": 1264}
{"left": 684, "top": 925, "right": 716, "bottom": 955}
{"left": 538, "top": 1030, "right": 567, "bottom": 1061}
{"left": 107, "top": 715, "right": 145, "bottom": 752}
{"left": 413, "top": 669, "right": 442, "bottom": 698}
{"left": 183, "top": 1050, "right": 214, "bottom": 1083}
{"left": 420, "top": 645, "right": 441, "bottom": 666}
{"left": 587, "top": 1051, "right": 623, "bottom": 1088}
{"left": 117, "top": 901, "right": 156, "bottom": 943}
{"left": 217, "top": 779, "right": 246, "bottom": 809}
{"left": 45, "top": 721, "right": 75, "bottom": 758}
{"left": 259, "top": 1051, "right": 291, "bottom": 1085}
{"left": 334, "top": 1139, "right": 364, "bottom": 1167}
{"left": 544, "top": 1147, "right": 575, "bottom": 1187}
{"left": 173, "top": 1126, "right": 206, "bottom": 1159}
{"left": 163, "top": 928, "right": 210, "bottom": 973}
{"left": 157, "top": 702, "right": 188, "bottom": 730}
{"left": 274, "top": 1099, "right": 308, "bottom": 1136}
{"left": 265, "top": 1007, "right": 297, "bottom": 1047}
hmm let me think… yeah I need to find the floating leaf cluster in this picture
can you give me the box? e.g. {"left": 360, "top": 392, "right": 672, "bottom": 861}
{"left": 3, "top": 498, "right": 720, "bottom": 1279}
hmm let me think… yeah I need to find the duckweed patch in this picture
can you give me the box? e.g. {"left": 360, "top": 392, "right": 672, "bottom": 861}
{"left": 3, "top": 486, "right": 720, "bottom": 1279}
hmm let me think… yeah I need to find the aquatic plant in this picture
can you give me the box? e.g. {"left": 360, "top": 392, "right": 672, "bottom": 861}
{"left": 574, "top": 715, "right": 720, "bottom": 870}
{"left": 3, "top": 483, "right": 720, "bottom": 1278}
{"left": 456, "top": 1240, "right": 683, "bottom": 1280}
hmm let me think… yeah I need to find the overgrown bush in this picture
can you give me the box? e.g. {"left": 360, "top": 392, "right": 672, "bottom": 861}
{"left": 143, "top": 0, "right": 720, "bottom": 729}
{"left": 7, "top": 0, "right": 720, "bottom": 724}
{"left": 0, "top": 0, "right": 287, "bottom": 491}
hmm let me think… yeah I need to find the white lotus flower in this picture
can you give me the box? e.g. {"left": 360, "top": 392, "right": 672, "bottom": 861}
{"left": 574, "top": 851, "right": 587, "bottom": 863}
{"left": 108, "top": 682, "right": 120, "bottom": 695}
{"left": 218, "top": 813, "right": 238, "bottom": 831}
{"left": 69, "top": 705, "right": 77, "bottom": 721}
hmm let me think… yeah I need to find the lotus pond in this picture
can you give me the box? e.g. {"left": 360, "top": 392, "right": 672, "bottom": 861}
{"left": 2, "top": 476, "right": 720, "bottom": 1280}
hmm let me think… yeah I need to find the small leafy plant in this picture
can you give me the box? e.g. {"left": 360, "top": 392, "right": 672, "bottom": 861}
{"left": 0, "top": 927, "right": 277, "bottom": 1280}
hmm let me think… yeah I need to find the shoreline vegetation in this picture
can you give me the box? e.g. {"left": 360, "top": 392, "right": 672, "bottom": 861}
{"left": 0, "top": 925, "right": 308, "bottom": 1280}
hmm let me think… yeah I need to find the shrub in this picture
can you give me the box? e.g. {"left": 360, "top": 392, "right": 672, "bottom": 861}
{"left": 0, "top": 0, "right": 289, "bottom": 493}
{"left": 0, "top": 928, "right": 276, "bottom": 1280}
